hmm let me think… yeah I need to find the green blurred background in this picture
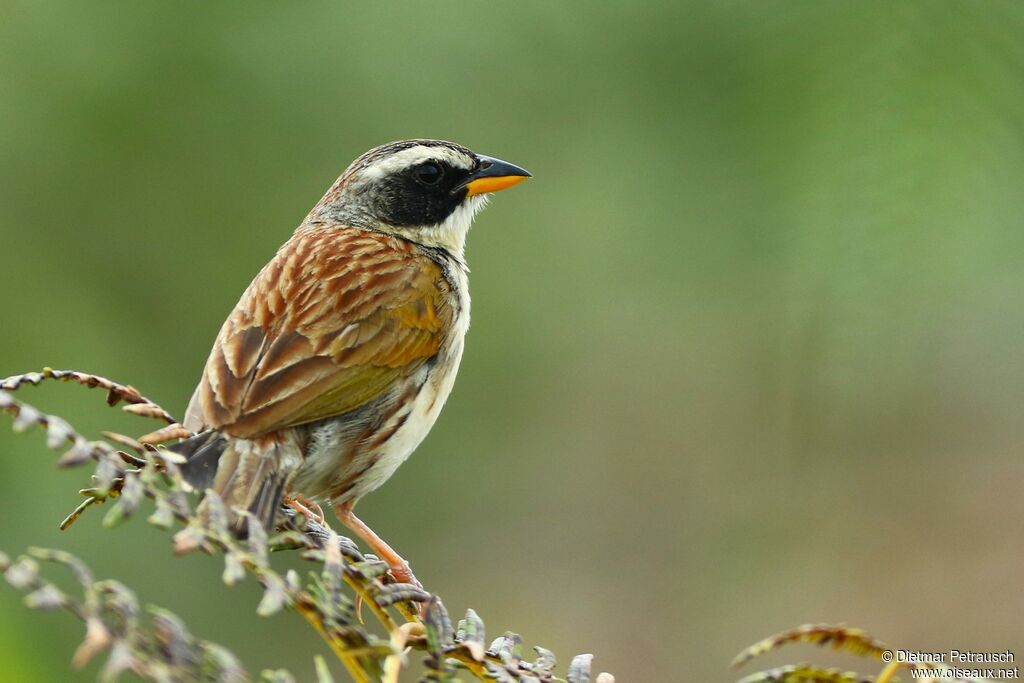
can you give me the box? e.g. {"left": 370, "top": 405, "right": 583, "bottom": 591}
{"left": 2, "top": 1, "right": 1023, "bottom": 680}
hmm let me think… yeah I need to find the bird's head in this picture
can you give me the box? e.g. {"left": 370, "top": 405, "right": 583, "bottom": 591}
{"left": 310, "top": 139, "right": 531, "bottom": 257}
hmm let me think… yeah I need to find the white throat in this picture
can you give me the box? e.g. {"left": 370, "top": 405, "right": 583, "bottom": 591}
{"left": 390, "top": 195, "right": 489, "bottom": 263}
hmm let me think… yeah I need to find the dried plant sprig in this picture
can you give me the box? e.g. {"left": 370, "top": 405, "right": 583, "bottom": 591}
{"left": 736, "top": 664, "right": 877, "bottom": 683}
{"left": 1, "top": 547, "right": 258, "bottom": 682}
{"left": 0, "top": 367, "right": 177, "bottom": 425}
{"left": 1, "top": 368, "right": 613, "bottom": 682}
{"left": 0, "top": 389, "right": 117, "bottom": 467}
{"left": 0, "top": 384, "right": 195, "bottom": 530}
{"left": 732, "top": 624, "right": 1004, "bottom": 683}
{"left": 731, "top": 624, "right": 891, "bottom": 670}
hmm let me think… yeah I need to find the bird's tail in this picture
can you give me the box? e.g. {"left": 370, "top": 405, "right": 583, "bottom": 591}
{"left": 173, "top": 430, "right": 302, "bottom": 532}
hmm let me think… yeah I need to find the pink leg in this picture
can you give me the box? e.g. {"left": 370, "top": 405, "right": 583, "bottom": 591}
{"left": 284, "top": 494, "right": 326, "bottom": 526}
{"left": 335, "top": 504, "right": 421, "bottom": 588}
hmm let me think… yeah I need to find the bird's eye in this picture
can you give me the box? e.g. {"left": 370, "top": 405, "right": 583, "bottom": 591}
{"left": 413, "top": 162, "right": 443, "bottom": 186}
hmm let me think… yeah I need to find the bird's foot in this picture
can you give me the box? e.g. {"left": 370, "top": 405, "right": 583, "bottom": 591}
{"left": 284, "top": 494, "right": 326, "bottom": 527}
{"left": 388, "top": 559, "right": 421, "bottom": 588}
{"left": 334, "top": 505, "right": 423, "bottom": 589}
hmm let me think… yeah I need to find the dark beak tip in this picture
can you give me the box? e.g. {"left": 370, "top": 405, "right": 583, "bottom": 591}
{"left": 476, "top": 154, "right": 532, "bottom": 179}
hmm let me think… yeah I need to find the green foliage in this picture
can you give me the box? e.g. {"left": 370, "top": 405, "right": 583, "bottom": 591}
{"left": 0, "top": 370, "right": 613, "bottom": 682}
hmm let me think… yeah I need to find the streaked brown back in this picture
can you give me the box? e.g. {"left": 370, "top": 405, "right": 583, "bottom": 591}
{"left": 194, "top": 225, "right": 453, "bottom": 438}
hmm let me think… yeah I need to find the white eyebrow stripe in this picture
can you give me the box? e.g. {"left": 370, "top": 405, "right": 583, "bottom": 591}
{"left": 360, "top": 145, "right": 474, "bottom": 179}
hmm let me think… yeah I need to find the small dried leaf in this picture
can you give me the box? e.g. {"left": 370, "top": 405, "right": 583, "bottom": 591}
{"left": 202, "top": 642, "right": 247, "bottom": 683}
{"left": 463, "top": 640, "right": 486, "bottom": 662}
{"left": 268, "top": 530, "right": 310, "bottom": 551}
{"left": 376, "top": 582, "right": 431, "bottom": 607}
{"left": 93, "top": 456, "right": 120, "bottom": 494}
{"left": 4, "top": 556, "right": 39, "bottom": 589}
{"left": 345, "top": 559, "right": 389, "bottom": 580}
{"left": 96, "top": 580, "right": 139, "bottom": 621}
{"left": 455, "top": 608, "right": 487, "bottom": 661}
{"left": 103, "top": 475, "right": 143, "bottom": 528}
{"left": 99, "top": 641, "right": 136, "bottom": 683}
{"left": 46, "top": 416, "right": 73, "bottom": 448}
{"left": 123, "top": 403, "right": 174, "bottom": 420}
{"left": 323, "top": 530, "right": 343, "bottom": 570}
{"left": 120, "top": 473, "right": 144, "bottom": 508}
{"left": 238, "top": 511, "right": 268, "bottom": 567}
{"left": 11, "top": 404, "right": 42, "bottom": 432}
{"left": 102, "top": 431, "right": 144, "bottom": 453}
{"left": 24, "top": 584, "right": 66, "bottom": 610}
{"left": 284, "top": 570, "right": 301, "bottom": 593}
{"left": 59, "top": 498, "right": 97, "bottom": 530}
{"left": 136, "top": 423, "right": 191, "bottom": 444}
{"left": 335, "top": 534, "right": 362, "bottom": 560}
{"left": 173, "top": 526, "right": 205, "bottom": 555}
{"left": 532, "top": 646, "right": 557, "bottom": 675}
{"left": 488, "top": 632, "right": 522, "bottom": 664}
{"left": 223, "top": 553, "right": 245, "bottom": 586}
{"left": 101, "top": 503, "right": 127, "bottom": 529}
{"left": 72, "top": 617, "right": 112, "bottom": 669}
{"left": 148, "top": 497, "right": 176, "bottom": 529}
{"left": 115, "top": 449, "right": 147, "bottom": 467}
{"left": 58, "top": 439, "right": 95, "bottom": 468}
{"left": 483, "top": 662, "right": 518, "bottom": 683}
{"left": 456, "top": 608, "right": 485, "bottom": 641}
{"left": 423, "top": 596, "right": 453, "bottom": 655}
{"left": 203, "top": 492, "right": 230, "bottom": 539}
{"left": 257, "top": 576, "right": 288, "bottom": 616}
{"left": 153, "top": 447, "right": 186, "bottom": 465}
{"left": 567, "top": 654, "right": 594, "bottom": 683}
{"left": 150, "top": 607, "right": 197, "bottom": 666}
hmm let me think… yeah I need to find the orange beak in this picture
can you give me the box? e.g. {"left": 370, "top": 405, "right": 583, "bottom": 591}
{"left": 462, "top": 154, "right": 532, "bottom": 196}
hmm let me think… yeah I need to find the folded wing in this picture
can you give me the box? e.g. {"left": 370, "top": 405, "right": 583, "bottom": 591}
{"left": 187, "top": 226, "right": 452, "bottom": 439}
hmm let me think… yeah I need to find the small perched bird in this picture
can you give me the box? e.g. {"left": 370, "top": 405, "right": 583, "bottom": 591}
{"left": 175, "top": 139, "right": 530, "bottom": 583}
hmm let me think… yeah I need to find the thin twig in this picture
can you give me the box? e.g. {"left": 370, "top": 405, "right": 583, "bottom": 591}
{"left": 0, "top": 368, "right": 177, "bottom": 425}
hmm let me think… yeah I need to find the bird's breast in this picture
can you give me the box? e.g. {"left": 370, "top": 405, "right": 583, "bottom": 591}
{"left": 295, "top": 264, "right": 470, "bottom": 504}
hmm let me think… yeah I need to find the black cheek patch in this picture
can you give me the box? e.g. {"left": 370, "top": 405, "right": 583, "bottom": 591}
{"left": 374, "top": 175, "right": 464, "bottom": 227}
